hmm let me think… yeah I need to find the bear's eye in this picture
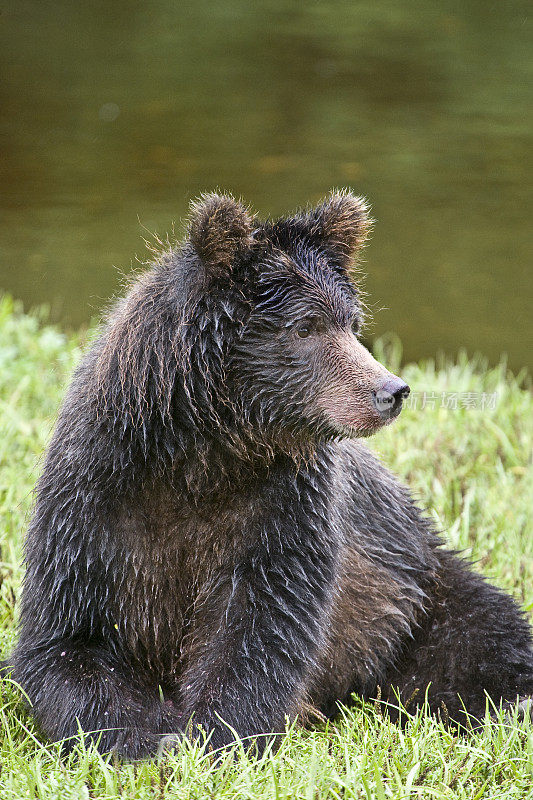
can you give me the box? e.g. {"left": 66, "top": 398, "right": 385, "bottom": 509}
{"left": 296, "top": 324, "right": 311, "bottom": 338}
{"left": 295, "top": 317, "right": 322, "bottom": 338}
{"left": 351, "top": 318, "right": 360, "bottom": 335}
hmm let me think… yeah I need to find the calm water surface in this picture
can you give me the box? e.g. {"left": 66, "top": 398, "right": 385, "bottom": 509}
{"left": 1, "top": 0, "right": 532, "bottom": 368}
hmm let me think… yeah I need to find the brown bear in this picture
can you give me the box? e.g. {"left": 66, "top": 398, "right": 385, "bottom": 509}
{"left": 5, "top": 191, "right": 533, "bottom": 758}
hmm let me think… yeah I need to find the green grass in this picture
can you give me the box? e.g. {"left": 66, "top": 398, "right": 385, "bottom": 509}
{"left": 0, "top": 295, "right": 532, "bottom": 799}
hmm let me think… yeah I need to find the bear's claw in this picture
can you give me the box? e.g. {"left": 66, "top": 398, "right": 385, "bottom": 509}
{"left": 157, "top": 733, "right": 182, "bottom": 758}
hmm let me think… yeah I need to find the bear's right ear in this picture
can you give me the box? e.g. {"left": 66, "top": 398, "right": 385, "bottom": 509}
{"left": 305, "top": 190, "right": 372, "bottom": 264}
{"left": 187, "top": 193, "right": 255, "bottom": 281}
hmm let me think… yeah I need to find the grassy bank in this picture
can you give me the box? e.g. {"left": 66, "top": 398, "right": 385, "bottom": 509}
{"left": 0, "top": 295, "right": 532, "bottom": 799}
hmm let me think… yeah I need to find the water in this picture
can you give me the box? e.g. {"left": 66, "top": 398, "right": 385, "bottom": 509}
{"left": 1, "top": 0, "right": 532, "bottom": 369}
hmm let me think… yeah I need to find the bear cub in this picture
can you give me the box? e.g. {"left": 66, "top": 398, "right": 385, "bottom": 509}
{"left": 6, "top": 191, "right": 533, "bottom": 757}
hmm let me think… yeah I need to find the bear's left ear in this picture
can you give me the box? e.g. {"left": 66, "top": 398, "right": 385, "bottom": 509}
{"left": 305, "top": 190, "right": 372, "bottom": 263}
{"left": 188, "top": 193, "right": 255, "bottom": 281}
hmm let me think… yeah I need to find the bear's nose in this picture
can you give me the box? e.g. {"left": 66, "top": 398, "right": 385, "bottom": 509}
{"left": 372, "top": 377, "right": 410, "bottom": 419}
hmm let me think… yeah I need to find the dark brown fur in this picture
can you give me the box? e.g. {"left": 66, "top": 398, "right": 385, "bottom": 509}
{"left": 5, "top": 191, "right": 533, "bottom": 758}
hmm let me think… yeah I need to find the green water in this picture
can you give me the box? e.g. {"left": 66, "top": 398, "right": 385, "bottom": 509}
{"left": 1, "top": 0, "right": 532, "bottom": 369}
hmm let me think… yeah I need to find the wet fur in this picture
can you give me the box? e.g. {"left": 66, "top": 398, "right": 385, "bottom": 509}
{"left": 6, "top": 192, "right": 533, "bottom": 757}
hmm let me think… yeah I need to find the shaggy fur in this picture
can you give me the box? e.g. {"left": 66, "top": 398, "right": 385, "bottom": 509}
{"left": 6, "top": 191, "right": 533, "bottom": 758}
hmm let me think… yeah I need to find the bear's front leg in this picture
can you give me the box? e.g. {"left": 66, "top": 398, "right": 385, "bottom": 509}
{"left": 8, "top": 640, "right": 183, "bottom": 758}
{"left": 175, "top": 509, "right": 337, "bottom": 752}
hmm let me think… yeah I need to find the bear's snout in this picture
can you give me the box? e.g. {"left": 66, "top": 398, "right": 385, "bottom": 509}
{"left": 372, "top": 377, "right": 410, "bottom": 419}
{"left": 315, "top": 335, "right": 410, "bottom": 435}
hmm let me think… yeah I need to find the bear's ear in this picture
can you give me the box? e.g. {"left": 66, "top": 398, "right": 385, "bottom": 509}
{"left": 305, "top": 190, "right": 372, "bottom": 263}
{"left": 188, "top": 193, "right": 255, "bottom": 280}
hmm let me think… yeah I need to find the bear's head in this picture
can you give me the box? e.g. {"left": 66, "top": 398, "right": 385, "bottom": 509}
{"left": 183, "top": 190, "right": 409, "bottom": 444}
